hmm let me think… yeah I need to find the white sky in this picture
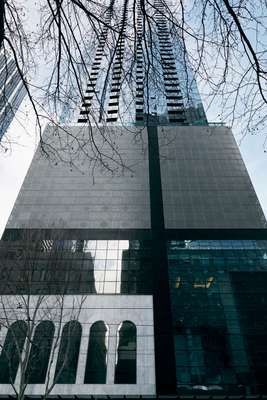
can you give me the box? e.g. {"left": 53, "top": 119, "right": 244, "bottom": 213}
{"left": 0, "top": 102, "right": 38, "bottom": 237}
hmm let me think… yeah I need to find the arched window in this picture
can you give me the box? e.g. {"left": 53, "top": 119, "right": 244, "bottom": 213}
{"left": 54, "top": 321, "right": 82, "bottom": 383}
{"left": 84, "top": 321, "right": 108, "bottom": 383}
{"left": 115, "top": 321, "right": 136, "bottom": 384}
{"left": 0, "top": 321, "right": 27, "bottom": 383}
{"left": 26, "top": 321, "right": 54, "bottom": 383}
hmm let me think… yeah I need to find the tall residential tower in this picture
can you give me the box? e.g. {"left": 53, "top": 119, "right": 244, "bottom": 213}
{"left": 0, "top": 50, "right": 26, "bottom": 140}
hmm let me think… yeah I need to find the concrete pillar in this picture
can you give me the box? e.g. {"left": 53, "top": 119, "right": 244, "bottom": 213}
{"left": 76, "top": 322, "right": 90, "bottom": 384}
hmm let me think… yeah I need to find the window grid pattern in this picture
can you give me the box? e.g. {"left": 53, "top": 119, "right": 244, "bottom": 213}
{"left": 167, "top": 240, "right": 267, "bottom": 395}
{"left": 154, "top": 0, "right": 186, "bottom": 124}
{"left": 106, "top": 1, "right": 129, "bottom": 123}
{"left": 76, "top": 0, "right": 207, "bottom": 127}
{"left": 135, "top": 1, "right": 145, "bottom": 123}
{"left": 0, "top": 240, "right": 154, "bottom": 295}
{"left": 77, "top": 7, "right": 113, "bottom": 123}
{"left": 0, "top": 50, "right": 26, "bottom": 140}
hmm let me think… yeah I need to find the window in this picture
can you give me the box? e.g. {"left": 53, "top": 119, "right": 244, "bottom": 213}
{"left": 54, "top": 321, "right": 82, "bottom": 384}
{"left": 169, "top": 118, "right": 185, "bottom": 123}
{"left": 114, "top": 321, "right": 136, "bottom": 384}
{"left": 84, "top": 321, "right": 108, "bottom": 383}
{"left": 167, "top": 102, "right": 183, "bottom": 107}
{"left": 168, "top": 110, "right": 184, "bottom": 114}
{"left": 0, "top": 321, "right": 27, "bottom": 383}
{"left": 26, "top": 321, "right": 55, "bottom": 383}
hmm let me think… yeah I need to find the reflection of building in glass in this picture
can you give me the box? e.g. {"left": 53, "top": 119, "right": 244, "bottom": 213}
{"left": 1, "top": 0, "right": 267, "bottom": 397}
{"left": 0, "top": 50, "right": 26, "bottom": 141}
{"left": 167, "top": 240, "right": 267, "bottom": 394}
{"left": 121, "top": 240, "right": 152, "bottom": 294}
{"left": 0, "top": 239, "right": 96, "bottom": 294}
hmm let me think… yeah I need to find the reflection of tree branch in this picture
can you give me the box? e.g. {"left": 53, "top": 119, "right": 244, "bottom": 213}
{"left": 222, "top": 0, "right": 267, "bottom": 103}
{"left": 1, "top": 0, "right": 267, "bottom": 159}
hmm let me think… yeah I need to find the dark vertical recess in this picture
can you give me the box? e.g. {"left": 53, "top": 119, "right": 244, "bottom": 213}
{"left": 147, "top": 120, "right": 177, "bottom": 394}
{"left": 0, "top": 320, "right": 27, "bottom": 383}
{"left": 26, "top": 321, "right": 55, "bottom": 383}
{"left": 115, "top": 321, "right": 137, "bottom": 384}
{"left": 54, "top": 320, "right": 82, "bottom": 383}
{"left": 84, "top": 321, "right": 107, "bottom": 384}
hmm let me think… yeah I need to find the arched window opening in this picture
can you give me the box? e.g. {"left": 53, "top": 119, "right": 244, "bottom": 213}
{"left": 84, "top": 321, "right": 108, "bottom": 383}
{"left": 0, "top": 321, "right": 27, "bottom": 383}
{"left": 115, "top": 321, "right": 136, "bottom": 384}
{"left": 26, "top": 320, "right": 54, "bottom": 384}
{"left": 54, "top": 320, "right": 82, "bottom": 383}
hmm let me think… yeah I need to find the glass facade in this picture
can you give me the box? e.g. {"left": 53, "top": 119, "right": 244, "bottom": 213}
{"left": 0, "top": 239, "right": 153, "bottom": 295}
{"left": 1, "top": 236, "right": 267, "bottom": 394}
{"left": 78, "top": 0, "right": 207, "bottom": 126}
{"left": 0, "top": 51, "right": 26, "bottom": 140}
{"left": 167, "top": 240, "right": 267, "bottom": 395}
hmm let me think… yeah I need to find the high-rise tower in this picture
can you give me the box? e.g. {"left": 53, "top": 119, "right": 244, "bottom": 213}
{"left": 77, "top": 0, "right": 206, "bottom": 126}
{"left": 0, "top": 50, "right": 26, "bottom": 140}
{"left": 0, "top": 0, "right": 267, "bottom": 398}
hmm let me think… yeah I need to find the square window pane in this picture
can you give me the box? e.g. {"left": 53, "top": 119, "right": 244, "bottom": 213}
{"left": 96, "top": 240, "right": 108, "bottom": 249}
{"left": 105, "top": 271, "right": 117, "bottom": 282}
{"left": 104, "top": 281, "right": 116, "bottom": 293}
{"left": 84, "top": 240, "right": 97, "bottom": 251}
{"left": 95, "top": 250, "right": 107, "bottom": 259}
{"left": 107, "top": 250, "right": 118, "bottom": 259}
{"left": 108, "top": 240, "right": 119, "bottom": 249}
{"left": 106, "top": 259, "right": 118, "bottom": 270}
{"left": 94, "top": 259, "right": 106, "bottom": 270}
{"left": 119, "top": 240, "right": 129, "bottom": 250}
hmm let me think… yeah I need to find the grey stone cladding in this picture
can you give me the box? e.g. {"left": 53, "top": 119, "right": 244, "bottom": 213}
{"left": 6, "top": 124, "right": 266, "bottom": 231}
{"left": 158, "top": 126, "right": 266, "bottom": 229}
{"left": 0, "top": 295, "right": 155, "bottom": 395}
{"left": 7, "top": 125, "right": 151, "bottom": 230}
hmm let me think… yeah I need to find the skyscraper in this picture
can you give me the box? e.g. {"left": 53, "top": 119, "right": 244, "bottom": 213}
{"left": 77, "top": 0, "right": 206, "bottom": 126}
{"left": 0, "top": 50, "right": 26, "bottom": 140}
{"left": 0, "top": 0, "right": 267, "bottom": 397}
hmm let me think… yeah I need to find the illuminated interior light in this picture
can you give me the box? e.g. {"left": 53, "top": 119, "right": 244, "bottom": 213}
{"left": 193, "top": 277, "right": 214, "bottom": 289}
{"left": 175, "top": 277, "right": 181, "bottom": 288}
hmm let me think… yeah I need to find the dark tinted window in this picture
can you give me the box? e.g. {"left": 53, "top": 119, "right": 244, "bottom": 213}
{"left": 115, "top": 321, "right": 136, "bottom": 384}
{"left": 84, "top": 321, "right": 108, "bottom": 383}
{"left": 0, "top": 321, "right": 27, "bottom": 383}
{"left": 26, "top": 321, "right": 54, "bottom": 383}
{"left": 54, "top": 321, "right": 82, "bottom": 383}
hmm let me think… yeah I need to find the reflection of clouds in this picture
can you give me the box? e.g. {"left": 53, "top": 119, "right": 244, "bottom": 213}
{"left": 83, "top": 240, "right": 129, "bottom": 294}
